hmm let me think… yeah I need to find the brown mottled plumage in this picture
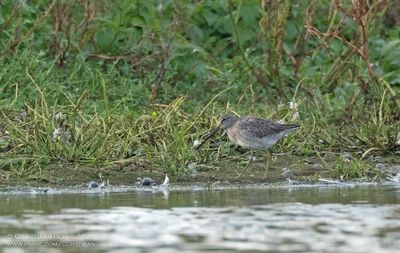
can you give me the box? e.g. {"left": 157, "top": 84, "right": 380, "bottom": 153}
{"left": 218, "top": 114, "right": 300, "bottom": 150}
{"left": 196, "top": 114, "right": 300, "bottom": 177}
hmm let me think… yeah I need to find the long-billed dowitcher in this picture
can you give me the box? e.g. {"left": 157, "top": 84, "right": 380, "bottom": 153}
{"left": 196, "top": 114, "right": 300, "bottom": 177}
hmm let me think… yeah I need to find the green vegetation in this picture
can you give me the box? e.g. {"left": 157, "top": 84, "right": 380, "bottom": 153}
{"left": 0, "top": 0, "right": 399, "bottom": 185}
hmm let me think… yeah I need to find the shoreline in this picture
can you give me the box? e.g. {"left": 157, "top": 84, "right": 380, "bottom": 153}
{"left": 1, "top": 154, "right": 398, "bottom": 188}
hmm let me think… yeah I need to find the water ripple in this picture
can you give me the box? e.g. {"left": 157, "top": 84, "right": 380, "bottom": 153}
{"left": 0, "top": 203, "right": 399, "bottom": 252}
{"left": 1, "top": 185, "right": 400, "bottom": 252}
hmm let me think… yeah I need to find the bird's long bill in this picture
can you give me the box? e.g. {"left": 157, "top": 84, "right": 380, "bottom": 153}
{"left": 195, "top": 127, "right": 220, "bottom": 150}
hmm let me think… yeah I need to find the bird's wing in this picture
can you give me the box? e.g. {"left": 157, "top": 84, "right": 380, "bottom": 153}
{"left": 235, "top": 117, "right": 287, "bottom": 138}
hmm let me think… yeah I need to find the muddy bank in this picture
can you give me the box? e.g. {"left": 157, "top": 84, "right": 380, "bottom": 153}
{"left": 1, "top": 154, "right": 399, "bottom": 188}
{"left": 0, "top": 156, "right": 400, "bottom": 187}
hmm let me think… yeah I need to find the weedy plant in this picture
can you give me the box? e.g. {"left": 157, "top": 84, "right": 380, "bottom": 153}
{"left": 0, "top": 0, "right": 399, "bottom": 183}
{"left": 333, "top": 156, "right": 382, "bottom": 180}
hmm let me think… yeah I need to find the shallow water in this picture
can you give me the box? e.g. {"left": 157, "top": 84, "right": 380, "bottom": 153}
{"left": 0, "top": 184, "right": 400, "bottom": 253}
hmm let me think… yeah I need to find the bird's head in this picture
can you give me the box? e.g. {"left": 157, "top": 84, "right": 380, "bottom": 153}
{"left": 194, "top": 114, "right": 238, "bottom": 150}
{"left": 218, "top": 114, "right": 238, "bottom": 130}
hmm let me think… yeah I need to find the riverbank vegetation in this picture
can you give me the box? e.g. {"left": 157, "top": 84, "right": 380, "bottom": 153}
{"left": 0, "top": 0, "right": 399, "bottom": 185}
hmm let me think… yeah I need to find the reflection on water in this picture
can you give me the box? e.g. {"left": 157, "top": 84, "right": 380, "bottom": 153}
{"left": 0, "top": 184, "right": 399, "bottom": 253}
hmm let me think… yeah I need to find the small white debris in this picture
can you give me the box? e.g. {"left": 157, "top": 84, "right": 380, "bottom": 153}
{"left": 289, "top": 101, "right": 299, "bottom": 121}
{"left": 387, "top": 173, "right": 400, "bottom": 183}
{"left": 396, "top": 133, "right": 400, "bottom": 146}
{"left": 52, "top": 127, "right": 63, "bottom": 140}
{"left": 188, "top": 162, "right": 196, "bottom": 171}
{"left": 281, "top": 168, "right": 293, "bottom": 179}
{"left": 187, "top": 162, "right": 198, "bottom": 177}
{"left": 54, "top": 111, "right": 65, "bottom": 123}
{"left": 211, "top": 181, "right": 221, "bottom": 188}
{"left": 289, "top": 101, "right": 298, "bottom": 109}
{"left": 318, "top": 178, "right": 343, "bottom": 184}
{"left": 161, "top": 174, "right": 169, "bottom": 187}
{"left": 246, "top": 154, "right": 256, "bottom": 161}
{"left": 52, "top": 127, "right": 71, "bottom": 145}
{"left": 157, "top": 3, "right": 163, "bottom": 12}
{"left": 193, "top": 139, "right": 201, "bottom": 148}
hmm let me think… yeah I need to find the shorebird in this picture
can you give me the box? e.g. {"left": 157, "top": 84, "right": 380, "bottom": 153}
{"left": 196, "top": 114, "right": 300, "bottom": 177}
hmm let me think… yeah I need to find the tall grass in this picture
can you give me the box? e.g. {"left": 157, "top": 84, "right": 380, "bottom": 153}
{"left": 0, "top": 0, "right": 399, "bottom": 180}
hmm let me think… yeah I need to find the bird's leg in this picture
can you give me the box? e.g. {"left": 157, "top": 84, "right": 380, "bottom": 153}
{"left": 263, "top": 150, "right": 272, "bottom": 178}
{"left": 236, "top": 150, "right": 253, "bottom": 178}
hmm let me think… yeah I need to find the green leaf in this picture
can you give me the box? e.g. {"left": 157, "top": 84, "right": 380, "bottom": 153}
{"left": 202, "top": 10, "right": 219, "bottom": 26}
{"left": 186, "top": 25, "right": 204, "bottom": 42}
{"left": 240, "top": 3, "right": 258, "bottom": 26}
{"left": 382, "top": 39, "right": 400, "bottom": 55}
{"left": 94, "top": 29, "right": 114, "bottom": 51}
{"left": 130, "top": 16, "right": 146, "bottom": 27}
{"left": 76, "top": 48, "right": 92, "bottom": 62}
